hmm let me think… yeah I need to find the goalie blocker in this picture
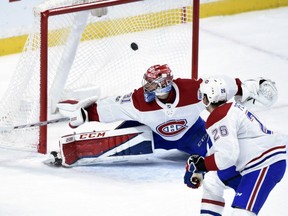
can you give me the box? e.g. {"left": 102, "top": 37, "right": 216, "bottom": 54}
{"left": 58, "top": 125, "right": 154, "bottom": 167}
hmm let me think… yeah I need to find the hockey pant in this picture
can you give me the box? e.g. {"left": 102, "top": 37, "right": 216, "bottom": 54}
{"left": 231, "top": 160, "right": 286, "bottom": 215}
{"left": 200, "top": 160, "right": 286, "bottom": 215}
{"left": 153, "top": 117, "right": 211, "bottom": 156}
{"left": 115, "top": 118, "right": 210, "bottom": 156}
{"left": 59, "top": 125, "right": 154, "bottom": 167}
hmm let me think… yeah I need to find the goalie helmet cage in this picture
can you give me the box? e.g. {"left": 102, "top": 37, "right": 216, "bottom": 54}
{"left": 0, "top": 0, "right": 200, "bottom": 154}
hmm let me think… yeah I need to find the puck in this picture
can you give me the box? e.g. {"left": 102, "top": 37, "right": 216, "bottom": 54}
{"left": 130, "top": 42, "right": 138, "bottom": 51}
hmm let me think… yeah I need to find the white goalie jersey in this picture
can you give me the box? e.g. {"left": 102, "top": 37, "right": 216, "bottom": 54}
{"left": 86, "top": 76, "right": 239, "bottom": 141}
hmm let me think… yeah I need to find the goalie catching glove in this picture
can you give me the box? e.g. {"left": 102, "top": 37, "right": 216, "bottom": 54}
{"left": 57, "top": 96, "right": 98, "bottom": 128}
{"left": 184, "top": 155, "right": 206, "bottom": 189}
{"left": 238, "top": 78, "right": 278, "bottom": 107}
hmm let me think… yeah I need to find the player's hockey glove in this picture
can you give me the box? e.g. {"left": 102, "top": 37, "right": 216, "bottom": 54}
{"left": 57, "top": 96, "right": 98, "bottom": 128}
{"left": 184, "top": 155, "right": 206, "bottom": 189}
{"left": 237, "top": 78, "right": 278, "bottom": 107}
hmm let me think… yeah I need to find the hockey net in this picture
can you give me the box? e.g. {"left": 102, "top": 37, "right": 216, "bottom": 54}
{"left": 0, "top": 0, "right": 199, "bottom": 153}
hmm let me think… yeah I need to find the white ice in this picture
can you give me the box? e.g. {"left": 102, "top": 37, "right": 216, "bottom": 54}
{"left": 0, "top": 7, "right": 288, "bottom": 216}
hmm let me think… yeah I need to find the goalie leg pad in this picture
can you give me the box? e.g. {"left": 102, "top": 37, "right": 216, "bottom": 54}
{"left": 59, "top": 125, "right": 154, "bottom": 166}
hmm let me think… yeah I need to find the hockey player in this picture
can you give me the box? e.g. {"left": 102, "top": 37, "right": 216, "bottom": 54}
{"left": 184, "top": 77, "right": 286, "bottom": 215}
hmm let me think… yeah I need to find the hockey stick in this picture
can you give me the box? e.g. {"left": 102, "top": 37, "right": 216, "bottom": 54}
{"left": 0, "top": 117, "right": 69, "bottom": 133}
{"left": 0, "top": 96, "right": 98, "bottom": 133}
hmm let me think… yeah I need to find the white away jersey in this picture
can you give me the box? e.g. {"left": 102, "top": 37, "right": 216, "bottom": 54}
{"left": 205, "top": 101, "right": 286, "bottom": 175}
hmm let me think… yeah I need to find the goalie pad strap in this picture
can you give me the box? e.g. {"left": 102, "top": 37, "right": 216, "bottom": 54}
{"left": 59, "top": 126, "right": 154, "bottom": 166}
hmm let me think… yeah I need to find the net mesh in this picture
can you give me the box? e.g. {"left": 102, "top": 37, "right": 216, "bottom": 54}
{"left": 0, "top": 0, "right": 195, "bottom": 152}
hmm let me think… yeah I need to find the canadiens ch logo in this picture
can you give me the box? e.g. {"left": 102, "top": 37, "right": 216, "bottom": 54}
{"left": 157, "top": 119, "right": 188, "bottom": 136}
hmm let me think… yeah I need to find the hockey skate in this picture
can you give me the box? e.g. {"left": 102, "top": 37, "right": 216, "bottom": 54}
{"left": 43, "top": 151, "right": 63, "bottom": 167}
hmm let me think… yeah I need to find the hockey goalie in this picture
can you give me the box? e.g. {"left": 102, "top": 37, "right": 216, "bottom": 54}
{"left": 48, "top": 64, "right": 278, "bottom": 167}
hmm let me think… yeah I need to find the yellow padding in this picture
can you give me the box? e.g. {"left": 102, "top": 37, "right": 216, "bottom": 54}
{"left": 200, "top": 0, "right": 288, "bottom": 18}
{"left": 0, "top": 35, "right": 28, "bottom": 56}
{"left": 81, "top": 8, "right": 192, "bottom": 41}
{"left": 47, "top": 8, "right": 191, "bottom": 47}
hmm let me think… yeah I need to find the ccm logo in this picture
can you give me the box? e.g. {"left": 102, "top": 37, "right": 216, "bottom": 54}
{"left": 157, "top": 119, "right": 187, "bottom": 136}
{"left": 79, "top": 132, "right": 106, "bottom": 139}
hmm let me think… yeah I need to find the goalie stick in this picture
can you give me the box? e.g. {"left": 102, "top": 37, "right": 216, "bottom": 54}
{"left": 0, "top": 117, "right": 69, "bottom": 133}
{"left": 0, "top": 96, "right": 98, "bottom": 133}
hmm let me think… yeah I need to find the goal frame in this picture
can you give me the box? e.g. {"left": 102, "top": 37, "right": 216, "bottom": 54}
{"left": 38, "top": 0, "right": 200, "bottom": 154}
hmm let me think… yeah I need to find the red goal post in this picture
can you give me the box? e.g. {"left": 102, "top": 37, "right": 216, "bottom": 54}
{"left": 0, "top": 0, "right": 200, "bottom": 154}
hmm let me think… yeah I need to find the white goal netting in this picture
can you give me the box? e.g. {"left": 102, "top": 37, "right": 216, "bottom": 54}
{"left": 0, "top": 0, "right": 196, "bottom": 153}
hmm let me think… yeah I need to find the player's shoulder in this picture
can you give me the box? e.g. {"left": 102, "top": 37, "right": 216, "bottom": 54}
{"left": 206, "top": 102, "right": 233, "bottom": 129}
{"left": 174, "top": 78, "right": 203, "bottom": 105}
